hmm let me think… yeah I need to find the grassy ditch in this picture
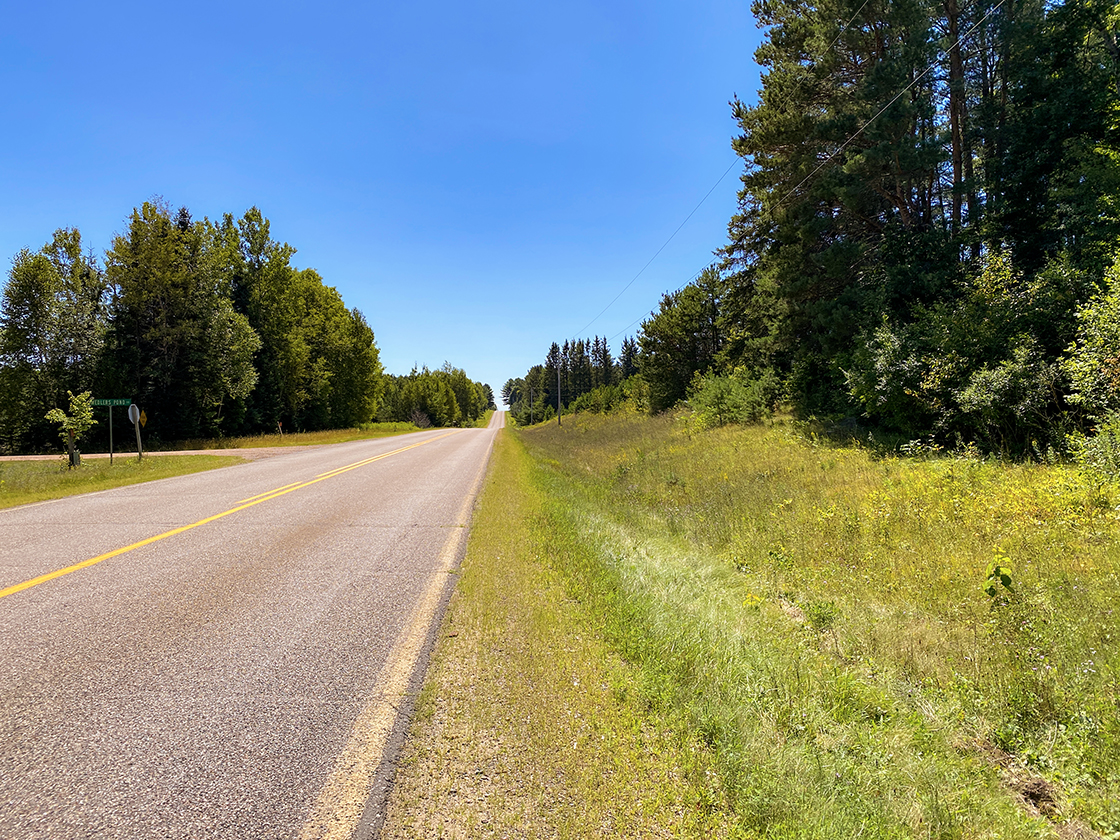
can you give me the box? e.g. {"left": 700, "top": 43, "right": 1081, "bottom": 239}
{"left": 389, "top": 411, "right": 1119, "bottom": 839}
{"left": 381, "top": 427, "right": 732, "bottom": 838}
{"left": 513, "top": 412, "right": 1120, "bottom": 839}
{"left": 0, "top": 455, "right": 248, "bottom": 510}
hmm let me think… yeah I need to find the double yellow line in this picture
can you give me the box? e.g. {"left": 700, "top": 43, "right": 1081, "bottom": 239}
{"left": 0, "top": 431, "right": 458, "bottom": 601}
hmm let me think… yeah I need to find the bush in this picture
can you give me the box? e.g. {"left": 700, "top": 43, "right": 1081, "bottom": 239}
{"left": 1063, "top": 259, "right": 1120, "bottom": 416}
{"left": 1067, "top": 411, "right": 1120, "bottom": 483}
{"left": 686, "top": 368, "right": 780, "bottom": 429}
{"left": 569, "top": 384, "right": 624, "bottom": 415}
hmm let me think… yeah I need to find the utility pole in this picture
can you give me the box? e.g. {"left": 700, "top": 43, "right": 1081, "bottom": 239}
{"left": 557, "top": 365, "right": 562, "bottom": 426}
{"left": 529, "top": 385, "right": 533, "bottom": 425}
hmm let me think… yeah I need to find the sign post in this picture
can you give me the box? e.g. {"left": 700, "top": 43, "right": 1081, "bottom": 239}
{"left": 128, "top": 404, "right": 143, "bottom": 461}
{"left": 91, "top": 398, "right": 131, "bottom": 465}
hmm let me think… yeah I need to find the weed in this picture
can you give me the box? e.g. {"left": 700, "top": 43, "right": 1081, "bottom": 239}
{"left": 803, "top": 600, "right": 841, "bottom": 632}
{"left": 984, "top": 554, "right": 1015, "bottom": 599}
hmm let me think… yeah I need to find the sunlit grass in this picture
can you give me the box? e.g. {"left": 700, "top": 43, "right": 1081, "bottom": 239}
{"left": 168, "top": 421, "right": 420, "bottom": 450}
{"left": 382, "top": 429, "right": 732, "bottom": 838}
{"left": 516, "top": 411, "right": 1120, "bottom": 838}
{"left": 0, "top": 455, "right": 248, "bottom": 510}
{"left": 166, "top": 413, "right": 493, "bottom": 450}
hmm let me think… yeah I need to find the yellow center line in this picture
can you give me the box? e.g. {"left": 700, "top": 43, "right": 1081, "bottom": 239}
{"left": 236, "top": 481, "right": 304, "bottom": 505}
{"left": 0, "top": 430, "right": 460, "bottom": 601}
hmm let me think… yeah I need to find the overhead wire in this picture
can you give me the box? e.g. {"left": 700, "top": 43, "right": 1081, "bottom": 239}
{"left": 606, "top": 266, "right": 707, "bottom": 343}
{"left": 571, "top": 0, "right": 1008, "bottom": 352}
{"left": 766, "top": 0, "right": 1007, "bottom": 216}
{"left": 569, "top": 1, "right": 876, "bottom": 347}
{"left": 570, "top": 156, "right": 740, "bottom": 340}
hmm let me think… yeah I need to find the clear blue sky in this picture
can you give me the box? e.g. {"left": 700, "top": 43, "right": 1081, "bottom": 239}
{"left": 1, "top": 1, "right": 762, "bottom": 404}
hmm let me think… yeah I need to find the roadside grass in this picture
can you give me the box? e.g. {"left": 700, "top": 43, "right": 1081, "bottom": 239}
{"left": 469, "top": 409, "right": 497, "bottom": 429}
{"left": 0, "top": 455, "right": 247, "bottom": 510}
{"left": 382, "top": 428, "right": 733, "bottom": 839}
{"left": 166, "top": 414, "right": 492, "bottom": 450}
{"left": 513, "top": 411, "right": 1120, "bottom": 838}
{"left": 167, "top": 421, "right": 420, "bottom": 450}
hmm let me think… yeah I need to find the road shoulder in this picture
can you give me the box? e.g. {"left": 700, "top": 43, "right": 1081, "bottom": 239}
{"left": 380, "top": 428, "right": 727, "bottom": 839}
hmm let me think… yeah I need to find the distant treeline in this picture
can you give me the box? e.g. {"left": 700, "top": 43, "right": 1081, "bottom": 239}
{"left": 0, "top": 201, "right": 493, "bottom": 454}
{"left": 511, "top": 0, "right": 1120, "bottom": 454}
{"left": 502, "top": 335, "right": 640, "bottom": 425}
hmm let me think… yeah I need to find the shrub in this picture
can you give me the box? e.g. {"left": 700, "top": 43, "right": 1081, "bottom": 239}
{"left": 568, "top": 384, "right": 624, "bottom": 415}
{"left": 1067, "top": 411, "right": 1120, "bottom": 483}
{"left": 1063, "top": 259, "right": 1120, "bottom": 416}
{"left": 686, "top": 368, "right": 780, "bottom": 429}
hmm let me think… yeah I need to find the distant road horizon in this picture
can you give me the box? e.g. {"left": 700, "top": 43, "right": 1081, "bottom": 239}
{"left": 0, "top": 412, "right": 502, "bottom": 839}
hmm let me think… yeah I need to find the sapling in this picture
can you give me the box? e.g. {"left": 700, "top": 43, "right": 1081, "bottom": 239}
{"left": 44, "top": 390, "right": 97, "bottom": 469}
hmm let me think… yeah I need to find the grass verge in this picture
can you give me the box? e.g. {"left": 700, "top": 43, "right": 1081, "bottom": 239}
{"left": 521, "top": 411, "right": 1119, "bottom": 839}
{"left": 381, "top": 427, "right": 732, "bottom": 839}
{"left": 387, "top": 411, "right": 1120, "bottom": 839}
{"left": 167, "top": 421, "right": 420, "bottom": 450}
{"left": 0, "top": 455, "right": 248, "bottom": 510}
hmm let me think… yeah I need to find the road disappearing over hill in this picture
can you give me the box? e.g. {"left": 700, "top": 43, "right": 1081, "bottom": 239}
{"left": 0, "top": 414, "right": 502, "bottom": 839}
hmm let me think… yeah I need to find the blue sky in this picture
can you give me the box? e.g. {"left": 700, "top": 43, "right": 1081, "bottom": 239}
{"left": 1, "top": 1, "right": 762, "bottom": 403}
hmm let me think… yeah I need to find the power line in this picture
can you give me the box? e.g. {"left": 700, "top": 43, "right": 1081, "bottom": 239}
{"left": 580, "top": 0, "right": 1008, "bottom": 353}
{"left": 570, "top": 0, "right": 880, "bottom": 347}
{"left": 606, "top": 265, "right": 708, "bottom": 343}
{"left": 570, "top": 157, "right": 739, "bottom": 340}
{"left": 824, "top": 0, "right": 872, "bottom": 55}
{"left": 766, "top": 0, "right": 1007, "bottom": 216}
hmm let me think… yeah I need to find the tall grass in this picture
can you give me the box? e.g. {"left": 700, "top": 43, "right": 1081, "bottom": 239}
{"left": 520, "top": 412, "right": 1120, "bottom": 838}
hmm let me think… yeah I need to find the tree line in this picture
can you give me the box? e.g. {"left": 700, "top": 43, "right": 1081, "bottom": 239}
{"left": 511, "top": 0, "right": 1120, "bottom": 454}
{"left": 502, "top": 335, "right": 639, "bottom": 425}
{"left": 0, "top": 201, "right": 493, "bottom": 454}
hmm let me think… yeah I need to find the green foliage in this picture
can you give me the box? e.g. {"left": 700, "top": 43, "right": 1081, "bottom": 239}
{"left": 639, "top": 269, "right": 723, "bottom": 413}
{"left": 984, "top": 556, "right": 1015, "bottom": 599}
{"left": 223, "top": 208, "right": 385, "bottom": 433}
{"left": 802, "top": 599, "right": 840, "bottom": 633}
{"left": 568, "top": 383, "right": 623, "bottom": 415}
{"left": 379, "top": 364, "right": 489, "bottom": 428}
{"left": 508, "top": 336, "right": 637, "bottom": 424}
{"left": 44, "top": 390, "right": 97, "bottom": 467}
{"left": 686, "top": 368, "right": 780, "bottom": 429}
{"left": 1064, "top": 259, "right": 1120, "bottom": 416}
{"left": 715, "top": 0, "right": 1120, "bottom": 440}
{"left": 621, "top": 373, "right": 650, "bottom": 414}
{"left": 0, "top": 229, "right": 106, "bottom": 452}
{"left": 845, "top": 251, "right": 1082, "bottom": 452}
{"left": 0, "top": 201, "right": 485, "bottom": 452}
{"left": 1067, "top": 412, "right": 1120, "bottom": 484}
{"left": 44, "top": 389, "right": 97, "bottom": 441}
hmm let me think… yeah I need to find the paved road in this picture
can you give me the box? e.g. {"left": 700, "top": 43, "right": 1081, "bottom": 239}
{"left": 0, "top": 414, "right": 503, "bottom": 839}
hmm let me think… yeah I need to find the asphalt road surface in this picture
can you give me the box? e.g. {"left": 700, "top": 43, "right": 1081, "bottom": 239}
{"left": 0, "top": 414, "right": 503, "bottom": 839}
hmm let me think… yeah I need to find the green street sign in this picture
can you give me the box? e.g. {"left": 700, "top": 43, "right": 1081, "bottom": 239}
{"left": 92, "top": 398, "right": 131, "bottom": 407}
